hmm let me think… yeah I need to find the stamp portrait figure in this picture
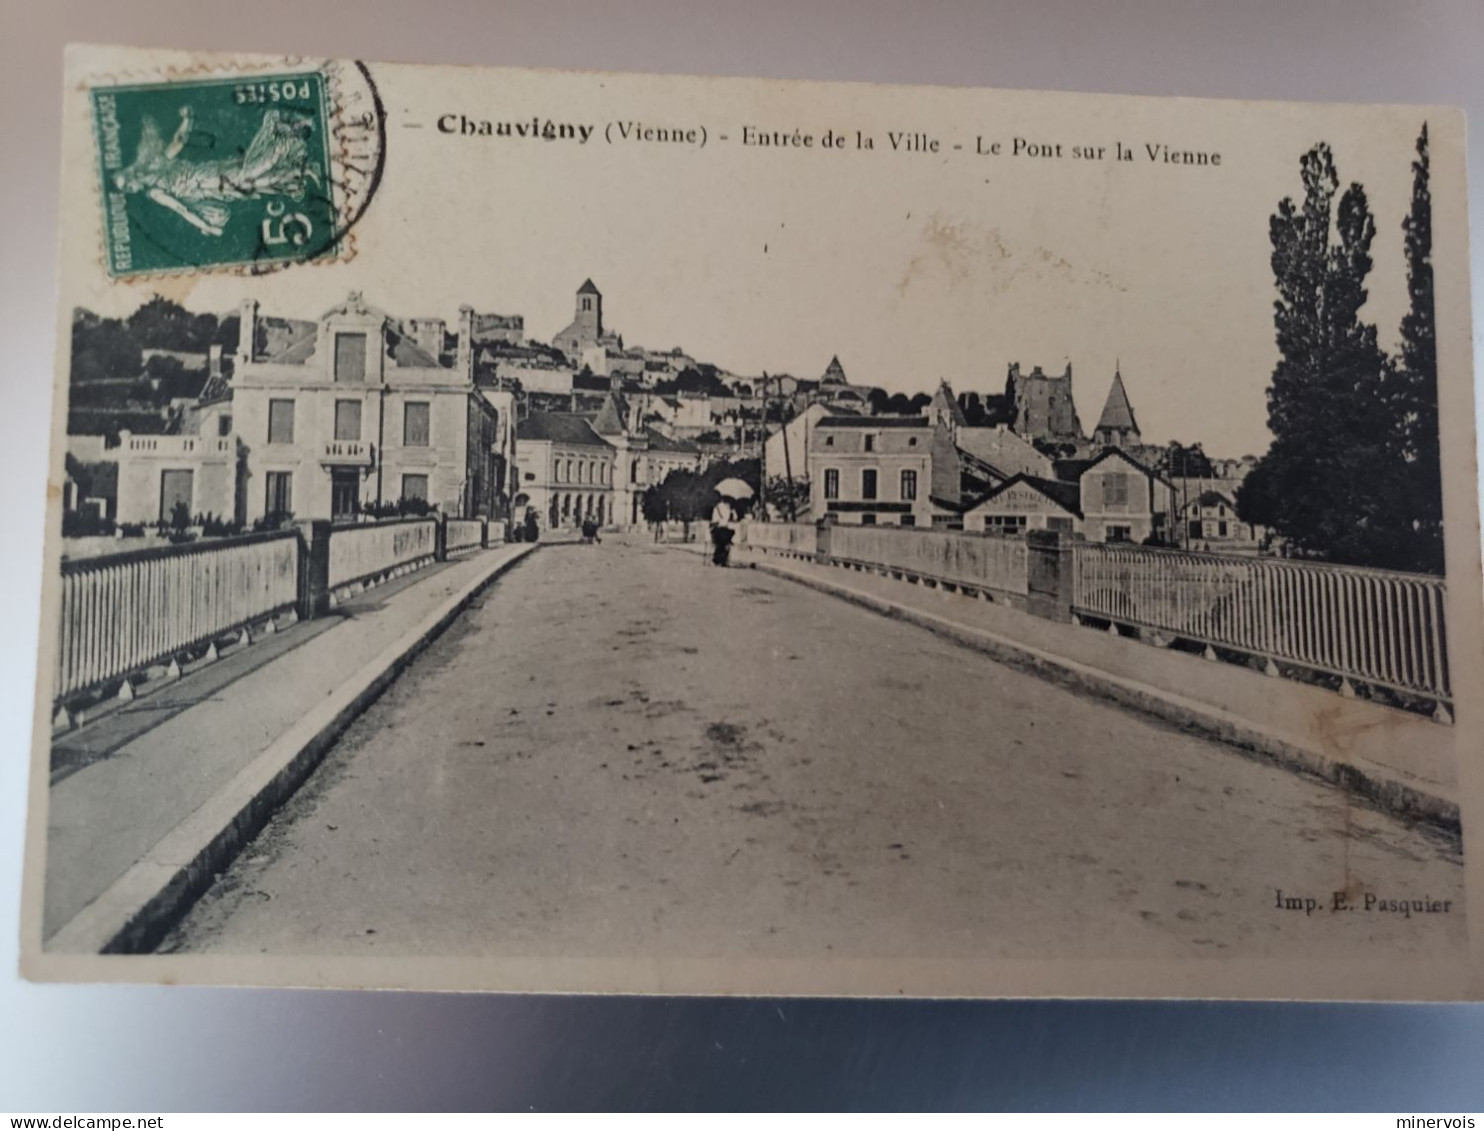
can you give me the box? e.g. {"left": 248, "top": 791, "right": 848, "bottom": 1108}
{"left": 113, "top": 105, "right": 321, "bottom": 237}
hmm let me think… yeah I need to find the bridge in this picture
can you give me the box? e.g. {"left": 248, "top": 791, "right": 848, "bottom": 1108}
{"left": 37, "top": 520, "right": 1464, "bottom": 965}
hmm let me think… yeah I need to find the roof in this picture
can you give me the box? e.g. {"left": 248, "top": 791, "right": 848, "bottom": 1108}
{"left": 821, "top": 355, "right": 848, "bottom": 385}
{"left": 591, "top": 391, "right": 629, "bottom": 436}
{"left": 818, "top": 415, "right": 927, "bottom": 428}
{"left": 930, "top": 381, "right": 968, "bottom": 427}
{"left": 643, "top": 427, "right": 699, "bottom": 454}
{"left": 388, "top": 330, "right": 443, "bottom": 369}
{"left": 1082, "top": 445, "right": 1171, "bottom": 485}
{"left": 573, "top": 370, "right": 614, "bottom": 391}
{"left": 954, "top": 447, "right": 1009, "bottom": 483}
{"left": 928, "top": 494, "right": 971, "bottom": 514}
{"left": 577, "top": 278, "right": 601, "bottom": 295}
{"left": 197, "top": 372, "right": 232, "bottom": 404}
{"left": 1194, "top": 489, "right": 1236, "bottom": 508}
{"left": 1094, "top": 369, "right": 1140, "bottom": 434}
{"left": 1053, "top": 458, "right": 1094, "bottom": 482}
{"left": 969, "top": 473, "right": 1082, "bottom": 517}
{"left": 261, "top": 324, "right": 320, "bottom": 364}
{"left": 516, "top": 412, "right": 612, "bottom": 447}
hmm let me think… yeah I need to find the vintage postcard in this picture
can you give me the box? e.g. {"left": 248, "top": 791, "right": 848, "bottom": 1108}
{"left": 19, "top": 44, "right": 1482, "bottom": 999}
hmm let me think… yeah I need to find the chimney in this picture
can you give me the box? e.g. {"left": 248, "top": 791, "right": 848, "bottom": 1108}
{"left": 237, "top": 299, "right": 258, "bottom": 366}
{"left": 208, "top": 343, "right": 223, "bottom": 379}
{"left": 457, "top": 305, "right": 474, "bottom": 379}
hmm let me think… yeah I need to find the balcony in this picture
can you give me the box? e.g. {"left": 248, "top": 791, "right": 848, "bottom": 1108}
{"left": 321, "top": 440, "right": 374, "bottom": 466}
{"left": 119, "top": 434, "right": 232, "bottom": 458}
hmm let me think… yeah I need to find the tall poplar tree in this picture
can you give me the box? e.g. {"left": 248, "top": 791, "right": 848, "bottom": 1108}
{"left": 1392, "top": 124, "right": 1444, "bottom": 574}
{"left": 1238, "top": 143, "right": 1397, "bottom": 568}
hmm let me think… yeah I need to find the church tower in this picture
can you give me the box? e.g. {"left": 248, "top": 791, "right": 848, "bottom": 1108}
{"left": 554, "top": 278, "right": 605, "bottom": 361}
{"left": 1092, "top": 363, "right": 1142, "bottom": 449}
{"left": 574, "top": 278, "right": 603, "bottom": 340}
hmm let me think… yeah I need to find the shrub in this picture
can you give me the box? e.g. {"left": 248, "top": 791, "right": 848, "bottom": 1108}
{"left": 199, "top": 512, "right": 243, "bottom": 538}
{"left": 252, "top": 509, "right": 294, "bottom": 533}
{"left": 61, "top": 511, "right": 115, "bottom": 538}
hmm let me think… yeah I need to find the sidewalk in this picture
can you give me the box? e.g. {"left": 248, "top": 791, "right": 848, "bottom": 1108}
{"left": 42, "top": 542, "right": 537, "bottom": 950}
{"left": 725, "top": 543, "right": 1459, "bottom": 827}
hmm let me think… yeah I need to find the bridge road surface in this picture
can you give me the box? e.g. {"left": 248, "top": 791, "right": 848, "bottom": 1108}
{"left": 163, "top": 537, "right": 1464, "bottom": 961}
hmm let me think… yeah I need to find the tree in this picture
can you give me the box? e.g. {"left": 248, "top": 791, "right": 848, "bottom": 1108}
{"left": 143, "top": 354, "right": 203, "bottom": 403}
{"left": 126, "top": 295, "right": 219, "bottom": 352}
{"left": 765, "top": 475, "right": 810, "bottom": 521}
{"left": 70, "top": 314, "right": 142, "bottom": 385}
{"left": 1238, "top": 142, "right": 1410, "bottom": 570}
{"left": 675, "top": 367, "right": 729, "bottom": 397}
{"left": 1390, "top": 123, "right": 1443, "bottom": 574}
{"left": 1163, "top": 441, "right": 1215, "bottom": 479}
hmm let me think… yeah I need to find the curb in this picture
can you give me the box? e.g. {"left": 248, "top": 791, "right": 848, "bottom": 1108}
{"left": 745, "top": 552, "right": 1460, "bottom": 833}
{"left": 47, "top": 543, "right": 539, "bottom": 955}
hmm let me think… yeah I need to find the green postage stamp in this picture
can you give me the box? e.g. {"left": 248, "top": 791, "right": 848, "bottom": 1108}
{"left": 91, "top": 72, "right": 339, "bottom": 276}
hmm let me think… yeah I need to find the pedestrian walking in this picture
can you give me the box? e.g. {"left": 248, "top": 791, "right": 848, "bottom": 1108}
{"left": 709, "top": 497, "right": 736, "bottom": 566}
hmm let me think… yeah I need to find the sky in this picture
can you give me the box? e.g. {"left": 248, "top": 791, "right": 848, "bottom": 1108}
{"left": 60, "top": 58, "right": 1446, "bottom": 459}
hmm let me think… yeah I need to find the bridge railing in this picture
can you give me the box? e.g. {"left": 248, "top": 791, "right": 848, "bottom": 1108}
{"left": 55, "top": 530, "right": 300, "bottom": 703}
{"left": 445, "top": 517, "right": 485, "bottom": 554}
{"left": 327, "top": 517, "right": 438, "bottom": 591}
{"left": 1071, "top": 542, "right": 1451, "bottom": 706}
{"left": 740, "top": 521, "right": 818, "bottom": 556}
{"left": 826, "top": 524, "right": 1030, "bottom": 598}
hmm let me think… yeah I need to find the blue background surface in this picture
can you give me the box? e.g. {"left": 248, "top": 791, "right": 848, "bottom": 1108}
{"left": 3, "top": 0, "right": 1482, "bottom": 1111}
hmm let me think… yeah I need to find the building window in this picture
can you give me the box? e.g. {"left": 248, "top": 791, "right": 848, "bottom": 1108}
{"left": 900, "top": 514, "right": 916, "bottom": 527}
{"left": 861, "top": 514, "right": 877, "bottom": 525}
{"left": 861, "top": 468, "right": 878, "bottom": 500}
{"left": 402, "top": 473, "right": 429, "bottom": 502}
{"left": 265, "top": 471, "right": 292, "bottom": 515}
{"left": 824, "top": 436, "right": 835, "bottom": 446}
{"left": 403, "top": 402, "right": 430, "bottom": 446}
{"left": 1218, "top": 521, "right": 1229, "bottom": 538}
{"left": 334, "top": 399, "right": 362, "bottom": 442}
{"left": 1101, "top": 473, "right": 1129, "bottom": 508}
{"left": 824, "top": 468, "right": 840, "bottom": 500}
{"left": 334, "top": 333, "right": 367, "bottom": 383}
{"left": 864, "top": 434, "right": 876, "bottom": 452}
{"left": 218, "top": 414, "right": 233, "bottom": 437}
{"left": 986, "top": 515, "right": 1028, "bottom": 533}
{"left": 582, "top": 297, "right": 592, "bottom": 312}
{"left": 1106, "top": 524, "right": 1132, "bottom": 542}
{"left": 268, "top": 399, "right": 295, "bottom": 444}
{"left": 908, "top": 436, "right": 918, "bottom": 446}
{"left": 900, "top": 469, "right": 918, "bottom": 501}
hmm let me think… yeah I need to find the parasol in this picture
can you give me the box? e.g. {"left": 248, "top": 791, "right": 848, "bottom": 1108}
{"left": 713, "top": 478, "right": 755, "bottom": 500}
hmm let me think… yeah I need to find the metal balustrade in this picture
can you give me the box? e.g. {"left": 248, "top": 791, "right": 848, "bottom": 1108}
{"left": 1072, "top": 543, "right": 1451, "bottom": 704}
{"left": 326, "top": 518, "right": 438, "bottom": 590}
{"left": 55, "top": 531, "right": 299, "bottom": 702}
